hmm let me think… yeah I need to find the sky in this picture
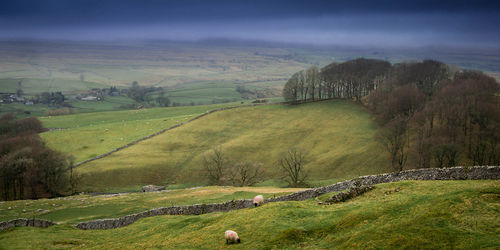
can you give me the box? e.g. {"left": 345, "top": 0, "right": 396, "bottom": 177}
{"left": 1, "top": 0, "right": 499, "bottom": 47}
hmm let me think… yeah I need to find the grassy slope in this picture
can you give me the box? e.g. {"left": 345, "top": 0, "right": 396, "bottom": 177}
{"left": 78, "top": 100, "right": 390, "bottom": 192}
{"left": 0, "top": 186, "right": 304, "bottom": 225}
{"left": 40, "top": 103, "right": 245, "bottom": 163}
{"left": 0, "top": 180, "right": 498, "bottom": 249}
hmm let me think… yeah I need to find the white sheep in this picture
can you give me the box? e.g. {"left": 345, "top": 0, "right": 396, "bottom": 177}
{"left": 253, "top": 195, "right": 264, "bottom": 207}
{"left": 225, "top": 230, "right": 240, "bottom": 244}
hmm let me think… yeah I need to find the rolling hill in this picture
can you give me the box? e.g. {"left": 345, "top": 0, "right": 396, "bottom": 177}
{"left": 76, "top": 100, "right": 391, "bottom": 192}
{"left": 39, "top": 103, "right": 246, "bottom": 163}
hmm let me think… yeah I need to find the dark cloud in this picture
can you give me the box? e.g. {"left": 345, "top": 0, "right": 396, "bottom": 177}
{"left": 0, "top": 0, "right": 499, "bottom": 47}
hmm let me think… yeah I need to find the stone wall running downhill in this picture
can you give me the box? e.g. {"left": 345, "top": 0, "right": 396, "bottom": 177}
{"left": 74, "top": 166, "right": 499, "bottom": 230}
{"left": 0, "top": 218, "right": 57, "bottom": 231}
{"left": 73, "top": 102, "right": 281, "bottom": 167}
{"left": 324, "top": 185, "right": 375, "bottom": 204}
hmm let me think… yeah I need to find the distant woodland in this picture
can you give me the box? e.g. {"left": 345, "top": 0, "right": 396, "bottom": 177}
{"left": 283, "top": 58, "right": 500, "bottom": 171}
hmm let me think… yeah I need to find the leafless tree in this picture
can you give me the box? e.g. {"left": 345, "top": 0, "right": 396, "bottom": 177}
{"left": 376, "top": 116, "right": 409, "bottom": 172}
{"left": 228, "top": 161, "right": 263, "bottom": 186}
{"left": 202, "top": 146, "right": 227, "bottom": 185}
{"left": 278, "top": 148, "right": 308, "bottom": 187}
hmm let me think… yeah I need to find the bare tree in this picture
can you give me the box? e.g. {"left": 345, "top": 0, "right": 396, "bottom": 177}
{"left": 278, "top": 148, "right": 308, "bottom": 187}
{"left": 228, "top": 162, "right": 263, "bottom": 186}
{"left": 68, "top": 157, "right": 81, "bottom": 195}
{"left": 377, "top": 116, "right": 409, "bottom": 172}
{"left": 202, "top": 147, "right": 227, "bottom": 185}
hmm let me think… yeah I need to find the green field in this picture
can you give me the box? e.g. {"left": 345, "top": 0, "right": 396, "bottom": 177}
{"left": 0, "top": 186, "right": 304, "bottom": 224}
{"left": 0, "top": 180, "right": 498, "bottom": 249}
{"left": 76, "top": 100, "right": 390, "bottom": 192}
{"left": 0, "top": 95, "right": 140, "bottom": 118}
{"left": 40, "top": 103, "right": 247, "bottom": 163}
{"left": 165, "top": 82, "right": 261, "bottom": 104}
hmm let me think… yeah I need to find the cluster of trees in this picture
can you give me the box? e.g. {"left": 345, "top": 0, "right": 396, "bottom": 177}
{"left": 203, "top": 147, "right": 309, "bottom": 187}
{"left": 0, "top": 114, "right": 77, "bottom": 200}
{"left": 369, "top": 66, "right": 500, "bottom": 171}
{"left": 284, "top": 58, "right": 500, "bottom": 171}
{"left": 36, "top": 92, "right": 66, "bottom": 105}
{"left": 283, "top": 58, "right": 391, "bottom": 103}
{"left": 127, "top": 81, "right": 169, "bottom": 106}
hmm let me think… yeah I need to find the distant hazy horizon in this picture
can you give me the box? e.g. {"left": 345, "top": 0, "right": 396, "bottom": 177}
{"left": 1, "top": 0, "right": 499, "bottom": 48}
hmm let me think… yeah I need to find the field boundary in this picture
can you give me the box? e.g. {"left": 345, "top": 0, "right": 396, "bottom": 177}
{"left": 73, "top": 102, "right": 282, "bottom": 167}
{"left": 0, "top": 218, "right": 57, "bottom": 231}
{"left": 73, "top": 166, "right": 499, "bottom": 230}
{"left": 73, "top": 98, "right": 352, "bottom": 167}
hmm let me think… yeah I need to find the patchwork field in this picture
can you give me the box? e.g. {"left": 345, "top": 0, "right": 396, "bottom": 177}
{"left": 1, "top": 40, "right": 499, "bottom": 95}
{"left": 40, "top": 103, "right": 246, "bottom": 163}
{"left": 0, "top": 180, "right": 498, "bottom": 249}
{"left": 0, "top": 40, "right": 308, "bottom": 93}
{"left": 76, "top": 100, "right": 391, "bottom": 192}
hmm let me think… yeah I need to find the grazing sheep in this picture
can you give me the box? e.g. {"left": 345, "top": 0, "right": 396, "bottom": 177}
{"left": 253, "top": 195, "right": 264, "bottom": 207}
{"left": 225, "top": 230, "right": 240, "bottom": 244}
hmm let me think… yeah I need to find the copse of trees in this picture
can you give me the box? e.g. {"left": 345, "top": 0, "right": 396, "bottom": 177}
{"left": 127, "top": 81, "right": 170, "bottom": 107}
{"left": 283, "top": 58, "right": 391, "bottom": 103}
{"left": 284, "top": 58, "right": 500, "bottom": 171}
{"left": 0, "top": 114, "right": 74, "bottom": 200}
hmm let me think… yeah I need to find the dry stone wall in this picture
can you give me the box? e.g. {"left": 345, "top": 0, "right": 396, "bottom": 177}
{"left": 76, "top": 199, "right": 254, "bottom": 230}
{"left": 75, "top": 166, "right": 499, "bottom": 230}
{"left": 0, "top": 218, "right": 57, "bottom": 230}
{"left": 324, "top": 185, "right": 375, "bottom": 204}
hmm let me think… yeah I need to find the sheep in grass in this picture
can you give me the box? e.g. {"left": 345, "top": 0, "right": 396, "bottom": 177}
{"left": 253, "top": 195, "right": 264, "bottom": 207}
{"left": 225, "top": 230, "right": 241, "bottom": 244}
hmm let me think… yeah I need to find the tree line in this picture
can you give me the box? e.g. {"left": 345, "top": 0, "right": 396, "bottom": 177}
{"left": 283, "top": 58, "right": 392, "bottom": 103}
{"left": 284, "top": 58, "right": 500, "bottom": 171}
{"left": 0, "top": 114, "right": 77, "bottom": 200}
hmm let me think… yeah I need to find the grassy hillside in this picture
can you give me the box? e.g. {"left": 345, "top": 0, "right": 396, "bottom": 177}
{"left": 0, "top": 180, "right": 498, "bottom": 249}
{"left": 40, "top": 103, "right": 245, "bottom": 163}
{"left": 0, "top": 186, "right": 304, "bottom": 224}
{"left": 77, "top": 100, "right": 391, "bottom": 192}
